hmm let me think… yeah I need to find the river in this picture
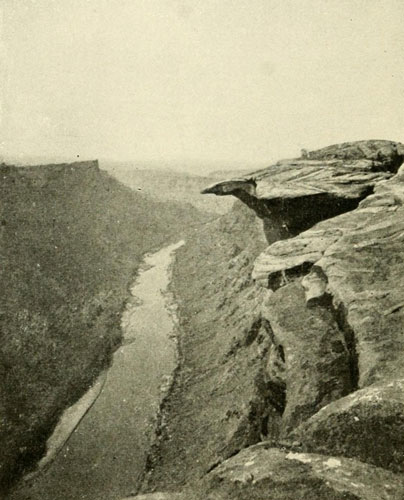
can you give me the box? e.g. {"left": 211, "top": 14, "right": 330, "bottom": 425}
{"left": 11, "top": 240, "right": 185, "bottom": 500}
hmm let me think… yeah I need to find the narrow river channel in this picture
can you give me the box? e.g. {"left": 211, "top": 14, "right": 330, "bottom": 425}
{"left": 11, "top": 240, "right": 185, "bottom": 500}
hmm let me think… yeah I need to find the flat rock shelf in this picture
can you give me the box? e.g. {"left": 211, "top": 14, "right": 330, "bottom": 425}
{"left": 11, "top": 240, "right": 185, "bottom": 500}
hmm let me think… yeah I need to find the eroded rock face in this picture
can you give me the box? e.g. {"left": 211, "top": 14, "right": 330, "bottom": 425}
{"left": 262, "top": 283, "right": 353, "bottom": 435}
{"left": 256, "top": 168, "right": 404, "bottom": 386}
{"left": 204, "top": 141, "right": 404, "bottom": 491}
{"left": 250, "top": 145, "right": 404, "bottom": 473}
{"left": 203, "top": 139, "right": 404, "bottom": 240}
{"left": 142, "top": 141, "right": 404, "bottom": 499}
{"left": 203, "top": 140, "right": 404, "bottom": 203}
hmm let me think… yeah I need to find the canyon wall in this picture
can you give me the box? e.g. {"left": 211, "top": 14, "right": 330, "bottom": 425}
{"left": 135, "top": 140, "right": 404, "bottom": 500}
{"left": 0, "top": 161, "right": 207, "bottom": 496}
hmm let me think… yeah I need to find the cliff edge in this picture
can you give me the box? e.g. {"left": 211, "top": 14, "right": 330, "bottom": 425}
{"left": 134, "top": 140, "right": 404, "bottom": 500}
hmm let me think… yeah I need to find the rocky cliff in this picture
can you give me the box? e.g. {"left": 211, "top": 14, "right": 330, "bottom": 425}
{"left": 133, "top": 140, "right": 404, "bottom": 500}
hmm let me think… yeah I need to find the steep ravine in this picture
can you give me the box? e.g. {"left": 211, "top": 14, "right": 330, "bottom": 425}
{"left": 137, "top": 201, "right": 271, "bottom": 494}
{"left": 10, "top": 241, "right": 185, "bottom": 500}
{"left": 0, "top": 161, "right": 209, "bottom": 496}
{"left": 130, "top": 140, "right": 404, "bottom": 500}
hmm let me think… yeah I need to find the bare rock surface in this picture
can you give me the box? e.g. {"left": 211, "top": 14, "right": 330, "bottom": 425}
{"left": 203, "top": 140, "right": 404, "bottom": 202}
{"left": 256, "top": 167, "right": 404, "bottom": 387}
{"left": 291, "top": 378, "right": 404, "bottom": 473}
{"left": 262, "top": 282, "right": 353, "bottom": 435}
{"left": 141, "top": 141, "right": 404, "bottom": 499}
{"left": 203, "top": 139, "right": 404, "bottom": 239}
{"left": 250, "top": 144, "right": 404, "bottom": 473}
{"left": 201, "top": 443, "right": 404, "bottom": 500}
{"left": 123, "top": 493, "right": 185, "bottom": 500}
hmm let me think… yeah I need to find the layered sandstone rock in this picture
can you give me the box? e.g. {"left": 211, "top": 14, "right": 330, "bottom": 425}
{"left": 204, "top": 141, "right": 404, "bottom": 444}
{"left": 135, "top": 140, "right": 404, "bottom": 500}
{"left": 203, "top": 139, "right": 404, "bottom": 241}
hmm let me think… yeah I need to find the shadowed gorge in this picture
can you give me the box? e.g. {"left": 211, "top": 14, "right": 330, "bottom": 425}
{"left": 3, "top": 140, "right": 404, "bottom": 500}
{"left": 3, "top": 2, "right": 404, "bottom": 498}
{"left": 0, "top": 161, "right": 209, "bottom": 496}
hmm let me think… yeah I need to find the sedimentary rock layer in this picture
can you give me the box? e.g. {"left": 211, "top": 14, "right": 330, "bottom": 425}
{"left": 134, "top": 140, "right": 404, "bottom": 500}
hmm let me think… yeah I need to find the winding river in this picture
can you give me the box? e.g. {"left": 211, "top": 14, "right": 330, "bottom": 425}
{"left": 12, "top": 241, "right": 185, "bottom": 500}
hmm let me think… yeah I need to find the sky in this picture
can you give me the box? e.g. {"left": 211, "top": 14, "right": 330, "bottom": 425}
{"left": 1, "top": 0, "right": 404, "bottom": 172}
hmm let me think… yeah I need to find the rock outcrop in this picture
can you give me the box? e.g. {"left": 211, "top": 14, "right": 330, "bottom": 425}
{"left": 135, "top": 140, "right": 404, "bottom": 499}
{"left": 203, "top": 139, "right": 404, "bottom": 241}
{"left": 200, "top": 444, "right": 404, "bottom": 500}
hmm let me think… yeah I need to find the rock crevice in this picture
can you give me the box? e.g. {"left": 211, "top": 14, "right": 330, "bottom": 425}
{"left": 204, "top": 140, "right": 404, "bottom": 476}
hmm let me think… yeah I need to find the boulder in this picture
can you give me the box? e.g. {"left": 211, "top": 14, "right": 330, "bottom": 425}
{"left": 202, "top": 443, "right": 404, "bottom": 499}
{"left": 291, "top": 379, "right": 404, "bottom": 473}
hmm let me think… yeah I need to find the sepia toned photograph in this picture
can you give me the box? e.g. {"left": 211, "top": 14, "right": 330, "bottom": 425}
{"left": 1, "top": 1, "right": 404, "bottom": 498}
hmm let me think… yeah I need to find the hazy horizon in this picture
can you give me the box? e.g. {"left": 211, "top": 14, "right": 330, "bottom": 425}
{"left": 1, "top": 0, "right": 404, "bottom": 174}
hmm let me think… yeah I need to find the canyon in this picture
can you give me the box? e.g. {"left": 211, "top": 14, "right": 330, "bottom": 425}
{"left": 3, "top": 139, "right": 404, "bottom": 499}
